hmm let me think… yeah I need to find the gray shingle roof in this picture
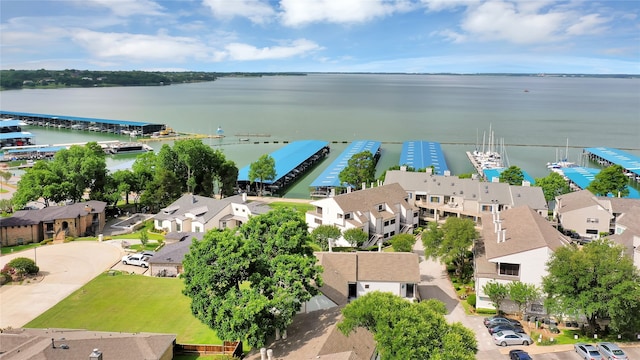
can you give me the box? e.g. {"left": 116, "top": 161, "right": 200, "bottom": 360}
{"left": 148, "top": 232, "right": 204, "bottom": 265}
{"left": 1, "top": 201, "right": 106, "bottom": 227}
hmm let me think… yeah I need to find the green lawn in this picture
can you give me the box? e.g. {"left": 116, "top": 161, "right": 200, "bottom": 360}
{"left": 1, "top": 243, "right": 40, "bottom": 255}
{"left": 25, "top": 273, "right": 220, "bottom": 344}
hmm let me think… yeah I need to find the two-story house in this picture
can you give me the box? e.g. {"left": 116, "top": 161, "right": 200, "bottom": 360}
{"left": 0, "top": 201, "right": 106, "bottom": 246}
{"left": 475, "top": 205, "right": 571, "bottom": 311}
{"left": 609, "top": 206, "right": 640, "bottom": 270}
{"left": 305, "top": 183, "right": 418, "bottom": 248}
{"left": 153, "top": 193, "right": 269, "bottom": 233}
{"left": 384, "top": 168, "right": 547, "bottom": 226}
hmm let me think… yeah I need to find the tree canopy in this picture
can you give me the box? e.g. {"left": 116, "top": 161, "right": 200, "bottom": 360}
{"left": 499, "top": 165, "right": 524, "bottom": 185}
{"left": 534, "top": 171, "right": 570, "bottom": 203}
{"left": 482, "top": 281, "right": 509, "bottom": 312}
{"left": 542, "top": 239, "right": 640, "bottom": 336}
{"left": 248, "top": 154, "right": 276, "bottom": 196}
{"left": 338, "top": 292, "right": 477, "bottom": 360}
{"left": 587, "top": 165, "right": 630, "bottom": 197}
{"left": 508, "top": 281, "right": 540, "bottom": 319}
{"left": 422, "top": 218, "right": 477, "bottom": 281}
{"left": 339, "top": 150, "right": 376, "bottom": 190}
{"left": 343, "top": 228, "right": 368, "bottom": 248}
{"left": 182, "top": 208, "right": 322, "bottom": 348}
{"left": 390, "top": 233, "right": 416, "bottom": 252}
{"left": 310, "top": 225, "right": 342, "bottom": 251}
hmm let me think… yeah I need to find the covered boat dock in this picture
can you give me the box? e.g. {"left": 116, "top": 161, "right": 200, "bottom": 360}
{"left": 310, "top": 140, "right": 381, "bottom": 197}
{"left": 237, "top": 140, "right": 330, "bottom": 196}
{"left": 583, "top": 147, "right": 640, "bottom": 183}
{"left": 562, "top": 167, "right": 639, "bottom": 199}
{"left": 0, "top": 110, "right": 166, "bottom": 136}
{"left": 483, "top": 168, "right": 536, "bottom": 185}
{"left": 0, "top": 119, "right": 34, "bottom": 148}
{"left": 399, "top": 140, "right": 449, "bottom": 175}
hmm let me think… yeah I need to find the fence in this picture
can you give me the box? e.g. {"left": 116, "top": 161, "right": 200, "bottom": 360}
{"left": 175, "top": 341, "right": 242, "bottom": 358}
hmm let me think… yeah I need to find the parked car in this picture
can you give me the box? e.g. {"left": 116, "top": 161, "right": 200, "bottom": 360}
{"left": 485, "top": 316, "right": 522, "bottom": 328}
{"left": 121, "top": 253, "right": 149, "bottom": 268}
{"left": 596, "top": 342, "right": 628, "bottom": 360}
{"left": 488, "top": 324, "right": 526, "bottom": 335}
{"left": 509, "top": 349, "right": 532, "bottom": 360}
{"left": 141, "top": 250, "right": 155, "bottom": 257}
{"left": 493, "top": 330, "right": 532, "bottom": 347}
{"left": 574, "top": 343, "right": 603, "bottom": 360}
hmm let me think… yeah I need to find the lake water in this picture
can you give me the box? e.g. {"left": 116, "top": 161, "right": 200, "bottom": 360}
{"left": 1, "top": 74, "right": 639, "bottom": 198}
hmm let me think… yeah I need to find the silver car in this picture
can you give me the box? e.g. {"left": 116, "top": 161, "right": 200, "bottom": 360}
{"left": 492, "top": 330, "right": 532, "bottom": 346}
{"left": 597, "top": 342, "right": 628, "bottom": 360}
{"left": 574, "top": 343, "right": 603, "bottom": 360}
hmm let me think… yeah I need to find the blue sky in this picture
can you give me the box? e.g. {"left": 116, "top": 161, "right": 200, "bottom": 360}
{"left": 1, "top": 0, "right": 639, "bottom": 73}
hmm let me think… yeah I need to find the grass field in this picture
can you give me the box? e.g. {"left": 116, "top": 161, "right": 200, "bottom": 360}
{"left": 25, "top": 272, "right": 221, "bottom": 344}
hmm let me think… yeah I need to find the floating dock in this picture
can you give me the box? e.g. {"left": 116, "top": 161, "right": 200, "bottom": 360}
{"left": 236, "top": 140, "right": 330, "bottom": 195}
{"left": 309, "top": 140, "right": 381, "bottom": 197}
{"left": 583, "top": 147, "right": 640, "bottom": 182}
{"left": 1, "top": 110, "right": 166, "bottom": 136}
{"left": 399, "top": 140, "right": 448, "bottom": 175}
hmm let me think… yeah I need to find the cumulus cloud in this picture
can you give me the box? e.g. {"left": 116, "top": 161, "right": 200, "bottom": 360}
{"left": 221, "top": 39, "right": 323, "bottom": 61}
{"left": 201, "top": 0, "right": 275, "bottom": 24}
{"left": 279, "top": 0, "right": 413, "bottom": 27}
{"left": 71, "top": 30, "right": 210, "bottom": 62}
{"left": 81, "top": 0, "right": 165, "bottom": 17}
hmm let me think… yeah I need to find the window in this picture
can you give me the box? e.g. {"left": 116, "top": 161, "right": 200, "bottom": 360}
{"left": 195, "top": 226, "right": 201, "bottom": 233}
{"left": 221, "top": 221, "right": 227, "bottom": 229}
{"left": 345, "top": 213, "right": 351, "bottom": 220}
{"left": 586, "top": 229, "right": 598, "bottom": 235}
{"left": 482, "top": 205, "right": 492, "bottom": 212}
{"left": 348, "top": 283, "right": 357, "bottom": 298}
{"left": 406, "top": 284, "right": 415, "bottom": 298}
{"left": 430, "top": 196, "right": 439, "bottom": 203}
{"left": 337, "top": 213, "right": 343, "bottom": 219}
{"left": 316, "top": 207, "right": 322, "bottom": 214}
{"left": 176, "top": 223, "right": 182, "bottom": 232}
{"left": 384, "top": 220, "right": 389, "bottom": 226}
{"left": 377, "top": 204, "right": 384, "bottom": 212}
{"left": 364, "top": 284, "right": 370, "bottom": 289}
{"left": 390, "top": 231, "right": 395, "bottom": 237}
{"left": 314, "top": 218, "right": 322, "bottom": 225}
{"left": 586, "top": 218, "right": 599, "bottom": 223}
{"left": 390, "top": 219, "right": 395, "bottom": 225}
{"left": 498, "top": 263, "right": 520, "bottom": 276}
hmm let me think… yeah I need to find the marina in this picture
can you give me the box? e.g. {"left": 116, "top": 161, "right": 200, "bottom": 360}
{"left": 583, "top": 147, "right": 640, "bottom": 183}
{"left": 309, "top": 140, "right": 381, "bottom": 198}
{"left": 236, "top": 140, "right": 330, "bottom": 196}
{"left": 0, "top": 119, "right": 34, "bottom": 148}
{"left": 399, "top": 141, "right": 449, "bottom": 175}
{"left": 0, "top": 110, "right": 167, "bottom": 137}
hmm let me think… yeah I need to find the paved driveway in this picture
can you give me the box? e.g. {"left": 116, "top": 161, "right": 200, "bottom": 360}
{"left": 0, "top": 241, "right": 123, "bottom": 328}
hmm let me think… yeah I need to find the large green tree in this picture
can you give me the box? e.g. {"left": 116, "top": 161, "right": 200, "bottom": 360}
{"left": 339, "top": 150, "right": 376, "bottom": 190}
{"left": 587, "top": 164, "right": 630, "bottom": 197}
{"left": 310, "top": 224, "right": 341, "bottom": 251}
{"left": 338, "top": 292, "right": 477, "bottom": 360}
{"left": 343, "top": 228, "right": 368, "bottom": 248}
{"left": 182, "top": 209, "right": 322, "bottom": 348}
{"left": 507, "top": 281, "right": 540, "bottom": 319}
{"left": 499, "top": 165, "right": 524, "bottom": 185}
{"left": 543, "top": 239, "right": 640, "bottom": 336}
{"left": 390, "top": 233, "right": 416, "bottom": 252}
{"left": 482, "top": 281, "right": 509, "bottom": 312}
{"left": 248, "top": 154, "right": 276, "bottom": 196}
{"left": 535, "top": 171, "right": 570, "bottom": 203}
{"left": 422, "top": 218, "right": 478, "bottom": 280}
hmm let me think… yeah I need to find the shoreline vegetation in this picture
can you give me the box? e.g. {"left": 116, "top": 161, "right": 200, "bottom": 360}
{"left": 1, "top": 70, "right": 636, "bottom": 91}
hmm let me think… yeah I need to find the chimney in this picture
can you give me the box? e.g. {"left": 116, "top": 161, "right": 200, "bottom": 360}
{"left": 501, "top": 229, "right": 507, "bottom": 243}
{"left": 400, "top": 165, "right": 407, "bottom": 172}
{"left": 362, "top": 182, "right": 366, "bottom": 189}
{"left": 89, "top": 348, "right": 103, "bottom": 360}
{"left": 444, "top": 170, "right": 451, "bottom": 176}
{"left": 242, "top": 192, "right": 247, "bottom": 203}
{"left": 192, "top": 195, "right": 196, "bottom": 204}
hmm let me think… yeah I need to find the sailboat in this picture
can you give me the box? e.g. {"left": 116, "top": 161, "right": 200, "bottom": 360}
{"left": 547, "top": 138, "right": 577, "bottom": 173}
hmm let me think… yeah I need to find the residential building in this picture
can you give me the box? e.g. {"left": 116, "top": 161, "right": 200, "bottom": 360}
{"left": 148, "top": 232, "right": 203, "bottom": 277}
{"left": 0, "top": 201, "right": 106, "bottom": 246}
{"left": 0, "top": 328, "right": 175, "bottom": 360}
{"left": 554, "top": 189, "right": 640, "bottom": 241}
{"left": 153, "top": 193, "right": 269, "bottom": 233}
{"left": 384, "top": 168, "right": 547, "bottom": 226}
{"left": 305, "top": 183, "right": 419, "bottom": 248}
{"left": 609, "top": 206, "right": 640, "bottom": 270}
{"left": 316, "top": 251, "right": 421, "bottom": 306}
{"left": 475, "top": 206, "right": 571, "bottom": 311}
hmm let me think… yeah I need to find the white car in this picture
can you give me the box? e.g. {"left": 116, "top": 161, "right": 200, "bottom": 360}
{"left": 121, "top": 253, "right": 149, "bottom": 268}
{"left": 597, "top": 342, "right": 628, "bottom": 360}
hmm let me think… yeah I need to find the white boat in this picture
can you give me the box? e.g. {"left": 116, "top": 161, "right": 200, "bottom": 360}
{"left": 468, "top": 125, "right": 506, "bottom": 174}
{"left": 547, "top": 139, "right": 578, "bottom": 173}
{"left": 105, "top": 142, "right": 153, "bottom": 154}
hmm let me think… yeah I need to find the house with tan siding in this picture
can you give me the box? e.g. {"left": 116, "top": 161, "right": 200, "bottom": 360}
{"left": 384, "top": 168, "right": 547, "bottom": 226}
{"left": 0, "top": 201, "right": 106, "bottom": 246}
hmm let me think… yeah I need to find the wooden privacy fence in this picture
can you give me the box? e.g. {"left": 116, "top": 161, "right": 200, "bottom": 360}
{"left": 175, "top": 341, "right": 242, "bottom": 358}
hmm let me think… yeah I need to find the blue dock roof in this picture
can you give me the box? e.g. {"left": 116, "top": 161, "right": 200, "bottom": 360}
{"left": 399, "top": 141, "right": 449, "bottom": 174}
{"left": 584, "top": 147, "right": 640, "bottom": 177}
{"left": 562, "top": 167, "right": 639, "bottom": 199}
{"left": 238, "top": 140, "right": 329, "bottom": 183}
{"left": 6, "top": 146, "right": 64, "bottom": 153}
{"left": 1, "top": 110, "right": 156, "bottom": 127}
{"left": 0, "top": 132, "right": 34, "bottom": 140}
{"left": 0, "top": 119, "right": 25, "bottom": 128}
{"left": 310, "top": 140, "right": 381, "bottom": 188}
{"left": 483, "top": 168, "right": 536, "bottom": 185}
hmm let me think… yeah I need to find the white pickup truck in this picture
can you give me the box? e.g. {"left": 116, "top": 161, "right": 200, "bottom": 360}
{"left": 121, "top": 253, "right": 150, "bottom": 268}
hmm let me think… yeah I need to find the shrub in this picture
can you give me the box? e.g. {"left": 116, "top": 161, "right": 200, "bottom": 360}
{"left": 7, "top": 257, "right": 39, "bottom": 275}
{"left": 466, "top": 294, "right": 476, "bottom": 308}
{"left": 476, "top": 308, "right": 497, "bottom": 315}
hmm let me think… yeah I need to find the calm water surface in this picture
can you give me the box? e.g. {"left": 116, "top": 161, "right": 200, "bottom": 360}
{"left": 2, "top": 74, "right": 639, "bottom": 198}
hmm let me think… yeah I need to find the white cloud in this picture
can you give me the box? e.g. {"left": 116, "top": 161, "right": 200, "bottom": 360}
{"left": 566, "top": 14, "right": 609, "bottom": 35}
{"left": 71, "top": 30, "right": 210, "bottom": 62}
{"left": 80, "top": 0, "right": 165, "bottom": 17}
{"left": 221, "top": 39, "right": 323, "bottom": 61}
{"left": 421, "top": 0, "right": 479, "bottom": 12}
{"left": 431, "top": 29, "right": 466, "bottom": 43}
{"left": 201, "top": 0, "right": 275, "bottom": 24}
{"left": 279, "top": 0, "right": 413, "bottom": 27}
